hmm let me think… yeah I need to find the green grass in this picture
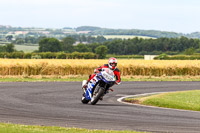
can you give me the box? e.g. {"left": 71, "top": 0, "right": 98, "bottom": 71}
{"left": 106, "top": 54, "right": 144, "bottom": 59}
{"left": 14, "top": 44, "right": 39, "bottom": 52}
{"left": 0, "top": 123, "right": 146, "bottom": 133}
{"left": 0, "top": 44, "right": 39, "bottom": 52}
{"left": 0, "top": 76, "right": 88, "bottom": 82}
{"left": 0, "top": 41, "right": 10, "bottom": 44}
{"left": 126, "top": 90, "right": 200, "bottom": 111}
{"left": 1, "top": 76, "right": 200, "bottom": 82}
{"left": 122, "top": 76, "right": 200, "bottom": 81}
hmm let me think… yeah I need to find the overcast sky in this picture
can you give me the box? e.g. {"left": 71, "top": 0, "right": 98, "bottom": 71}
{"left": 0, "top": 0, "right": 200, "bottom": 33}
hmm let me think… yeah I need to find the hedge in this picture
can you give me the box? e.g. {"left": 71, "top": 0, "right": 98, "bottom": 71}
{"left": 155, "top": 54, "right": 200, "bottom": 60}
{"left": 0, "top": 52, "right": 98, "bottom": 59}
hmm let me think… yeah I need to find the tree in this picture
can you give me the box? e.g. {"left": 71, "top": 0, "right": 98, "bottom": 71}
{"left": 96, "top": 36, "right": 106, "bottom": 43}
{"left": 184, "top": 47, "right": 195, "bottom": 55}
{"left": 6, "top": 35, "right": 13, "bottom": 41}
{"left": 39, "top": 38, "right": 61, "bottom": 52}
{"left": 37, "top": 36, "right": 46, "bottom": 43}
{"left": 0, "top": 45, "right": 6, "bottom": 52}
{"left": 74, "top": 43, "right": 91, "bottom": 52}
{"left": 95, "top": 45, "right": 108, "bottom": 59}
{"left": 25, "top": 36, "right": 37, "bottom": 44}
{"left": 87, "top": 43, "right": 100, "bottom": 53}
{"left": 5, "top": 43, "right": 15, "bottom": 52}
{"left": 62, "top": 37, "right": 75, "bottom": 52}
{"left": 15, "top": 38, "right": 25, "bottom": 44}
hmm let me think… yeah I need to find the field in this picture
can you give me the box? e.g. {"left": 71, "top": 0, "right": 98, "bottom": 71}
{"left": 14, "top": 44, "right": 39, "bottom": 52}
{"left": 0, "top": 59, "right": 200, "bottom": 77}
{"left": 0, "top": 44, "right": 39, "bottom": 52}
{"left": 94, "top": 35, "right": 155, "bottom": 39}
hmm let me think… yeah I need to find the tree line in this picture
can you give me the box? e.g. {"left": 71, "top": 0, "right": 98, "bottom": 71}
{"left": 4, "top": 35, "right": 108, "bottom": 45}
{"left": 38, "top": 37, "right": 108, "bottom": 58}
{"left": 38, "top": 36, "right": 200, "bottom": 55}
{"left": 103, "top": 36, "right": 200, "bottom": 55}
{"left": 1, "top": 36, "right": 200, "bottom": 59}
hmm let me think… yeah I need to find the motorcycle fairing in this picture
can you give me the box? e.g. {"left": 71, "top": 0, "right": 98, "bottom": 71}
{"left": 85, "top": 76, "right": 98, "bottom": 100}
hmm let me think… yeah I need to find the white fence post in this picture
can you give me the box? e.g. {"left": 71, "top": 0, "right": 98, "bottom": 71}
{"left": 144, "top": 55, "right": 158, "bottom": 60}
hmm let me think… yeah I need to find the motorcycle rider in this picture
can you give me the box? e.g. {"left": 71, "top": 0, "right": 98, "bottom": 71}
{"left": 83, "top": 57, "right": 121, "bottom": 91}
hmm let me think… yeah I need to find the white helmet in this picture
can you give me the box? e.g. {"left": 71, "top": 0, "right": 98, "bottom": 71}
{"left": 108, "top": 57, "right": 117, "bottom": 70}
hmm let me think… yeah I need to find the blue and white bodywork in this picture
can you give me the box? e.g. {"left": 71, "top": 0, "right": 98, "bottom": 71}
{"left": 85, "top": 76, "right": 98, "bottom": 100}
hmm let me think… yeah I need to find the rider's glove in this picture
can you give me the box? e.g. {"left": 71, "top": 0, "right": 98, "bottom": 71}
{"left": 94, "top": 69, "right": 100, "bottom": 74}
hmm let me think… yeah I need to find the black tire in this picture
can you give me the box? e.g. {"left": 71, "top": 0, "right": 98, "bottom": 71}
{"left": 90, "top": 87, "right": 105, "bottom": 105}
{"left": 81, "top": 96, "right": 89, "bottom": 104}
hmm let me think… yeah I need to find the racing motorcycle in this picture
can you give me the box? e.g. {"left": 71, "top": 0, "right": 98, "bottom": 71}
{"left": 81, "top": 68, "right": 116, "bottom": 105}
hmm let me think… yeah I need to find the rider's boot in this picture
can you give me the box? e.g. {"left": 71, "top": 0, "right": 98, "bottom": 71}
{"left": 99, "top": 89, "right": 112, "bottom": 101}
{"left": 99, "top": 96, "right": 103, "bottom": 100}
{"left": 82, "top": 80, "right": 89, "bottom": 92}
{"left": 99, "top": 92, "right": 106, "bottom": 101}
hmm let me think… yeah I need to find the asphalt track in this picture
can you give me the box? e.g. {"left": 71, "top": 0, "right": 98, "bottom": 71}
{"left": 0, "top": 81, "right": 200, "bottom": 133}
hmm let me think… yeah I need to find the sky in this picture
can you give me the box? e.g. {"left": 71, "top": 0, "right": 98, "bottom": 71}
{"left": 0, "top": 0, "right": 200, "bottom": 33}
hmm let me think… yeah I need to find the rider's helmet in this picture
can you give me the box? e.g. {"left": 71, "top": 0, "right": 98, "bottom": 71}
{"left": 108, "top": 57, "right": 117, "bottom": 70}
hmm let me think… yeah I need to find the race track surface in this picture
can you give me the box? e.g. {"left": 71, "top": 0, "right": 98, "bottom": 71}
{"left": 0, "top": 81, "right": 200, "bottom": 133}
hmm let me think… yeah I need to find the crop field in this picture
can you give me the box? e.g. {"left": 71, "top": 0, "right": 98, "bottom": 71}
{"left": 0, "top": 59, "right": 200, "bottom": 76}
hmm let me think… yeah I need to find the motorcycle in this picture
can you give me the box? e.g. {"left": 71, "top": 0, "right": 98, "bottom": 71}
{"left": 81, "top": 68, "right": 116, "bottom": 105}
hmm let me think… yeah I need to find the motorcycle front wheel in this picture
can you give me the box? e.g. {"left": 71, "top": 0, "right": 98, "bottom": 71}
{"left": 90, "top": 87, "right": 105, "bottom": 105}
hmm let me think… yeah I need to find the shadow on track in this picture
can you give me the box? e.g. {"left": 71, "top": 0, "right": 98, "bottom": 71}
{"left": 86, "top": 103, "right": 131, "bottom": 107}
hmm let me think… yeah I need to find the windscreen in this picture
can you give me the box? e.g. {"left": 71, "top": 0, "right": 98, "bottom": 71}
{"left": 102, "top": 68, "right": 114, "bottom": 76}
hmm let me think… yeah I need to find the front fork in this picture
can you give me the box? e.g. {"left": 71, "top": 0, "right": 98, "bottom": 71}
{"left": 96, "top": 81, "right": 110, "bottom": 95}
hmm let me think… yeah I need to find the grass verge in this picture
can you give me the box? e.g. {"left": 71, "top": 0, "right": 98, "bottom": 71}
{"left": 0, "top": 123, "right": 146, "bottom": 133}
{"left": 1, "top": 75, "right": 200, "bottom": 82}
{"left": 125, "top": 90, "right": 200, "bottom": 111}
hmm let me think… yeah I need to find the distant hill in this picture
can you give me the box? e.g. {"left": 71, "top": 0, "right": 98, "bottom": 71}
{"left": 1, "top": 25, "right": 200, "bottom": 39}
{"left": 76, "top": 26, "right": 200, "bottom": 38}
{"left": 76, "top": 26, "right": 101, "bottom": 32}
{"left": 186, "top": 32, "right": 200, "bottom": 38}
